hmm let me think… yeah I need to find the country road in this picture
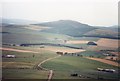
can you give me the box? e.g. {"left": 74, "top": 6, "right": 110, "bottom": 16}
{"left": 47, "top": 70, "right": 53, "bottom": 81}
{"left": 38, "top": 55, "right": 61, "bottom": 70}
{"left": 37, "top": 55, "right": 61, "bottom": 81}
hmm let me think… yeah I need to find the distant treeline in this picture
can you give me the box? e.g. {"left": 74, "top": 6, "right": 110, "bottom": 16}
{"left": 20, "top": 43, "right": 81, "bottom": 49}
{"left": 75, "top": 35, "right": 120, "bottom": 39}
{"left": 0, "top": 32, "right": 10, "bottom": 34}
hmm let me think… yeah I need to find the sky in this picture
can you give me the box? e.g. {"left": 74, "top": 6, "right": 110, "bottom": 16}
{"left": 0, "top": 0, "right": 119, "bottom": 26}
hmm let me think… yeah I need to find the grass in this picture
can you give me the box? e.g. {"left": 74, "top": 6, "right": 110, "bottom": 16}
{"left": 70, "top": 37, "right": 100, "bottom": 41}
{"left": 2, "top": 69, "right": 48, "bottom": 79}
{"left": 66, "top": 43, "right": 88, "bottom": 49}
{"left": 3, "top": 26, "right": 72, "bottom": 44}
{"left": 42, "top": 56, "right": 118, "bottom": 79}
{"left": 77, "top": 51, "right": 105, "bottom": 58}
{"left": 2, "top": 49, "right": 57, "bottom": 79}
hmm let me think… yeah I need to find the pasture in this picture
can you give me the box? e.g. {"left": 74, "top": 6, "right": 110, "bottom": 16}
{"left": 2, "top": 33, "right": 119, "bottom": 80}
{"left": 42, "top": 56, "right": 118, "bottom": 79}
{"left": 2, "top": 49, "right": 57, "bottom": 79}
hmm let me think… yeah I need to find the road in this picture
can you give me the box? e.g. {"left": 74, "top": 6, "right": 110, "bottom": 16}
{"left": 47, "top": 70, "right": 53, "bottom": 81}
{"left": 37, "top": 55, "right": 61, "bottom": 81}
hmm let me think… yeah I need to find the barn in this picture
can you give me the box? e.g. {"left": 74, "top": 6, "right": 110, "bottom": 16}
{"left": 87, "top": 41, "right": 97, "bottom": 46}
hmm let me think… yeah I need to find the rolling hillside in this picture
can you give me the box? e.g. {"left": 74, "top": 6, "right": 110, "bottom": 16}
{"left": 1, "top": 18, "right": 38, "bottom": 25}
{"left": 1, "top": 23, "right": 72, "bottom": 44}
{"left": 1, "top": 19, "right": 119, "bottom": 42}
{"left": 34, "top": 20, "right": 119, "bottom": 39}
{"left": 84, "top": 27, "right": 119, "bottom": 39}
{"left": 35, "top": 20, "right": 97, "bottom": 37}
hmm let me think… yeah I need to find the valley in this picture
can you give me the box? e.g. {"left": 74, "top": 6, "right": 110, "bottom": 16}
{"left": 1, "top": 19, "right": 119, "bottom": 80}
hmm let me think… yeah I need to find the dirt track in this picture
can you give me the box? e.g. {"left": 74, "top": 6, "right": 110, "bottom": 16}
{"left": 47, "top": 70, "right": 53, "bottom": 81}
{"left": 86, "top": 57, "right": 118, "bottom": 66}
{"left": 37, "top": 55, "right": 61, "bottom": 81}
{"left": 0, "top": 47, "right": 39, "bottom": 53}
{"left": 38, "top": 55, "right": 61, "bottom": 70}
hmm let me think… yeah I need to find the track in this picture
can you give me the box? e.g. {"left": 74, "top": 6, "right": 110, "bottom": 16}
{"left": 37, "top": 55, "right": 61, "bottom": 81}
{"left": 47, "top": 70, "right": 53, "bottom": 81}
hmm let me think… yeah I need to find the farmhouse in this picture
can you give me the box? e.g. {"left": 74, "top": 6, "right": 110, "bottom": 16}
{"left": 6, "top": 55, "right": 16, "bottom": 58}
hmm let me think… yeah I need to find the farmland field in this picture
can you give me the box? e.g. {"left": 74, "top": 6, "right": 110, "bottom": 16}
{"left": 2, "top": 33, "right": 119, "bottom": 80}
{"left": 42, "top": 56, "right": 118, "bottom": 79}
{"left": 97, "top": 38, "right": 119, "bottom": 48}
{"left": 2, "top": 49, "right": 57, "bottom": 79}
{"left": 1, "top": 19, "right": 119, "bottom": 80}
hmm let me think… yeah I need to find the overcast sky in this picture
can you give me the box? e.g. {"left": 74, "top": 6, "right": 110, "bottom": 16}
{"left": 1, "top": 0, "right": 119, "bottom": 26}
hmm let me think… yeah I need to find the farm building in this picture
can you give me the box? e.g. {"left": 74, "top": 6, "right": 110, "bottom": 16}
{"left": 87, "top": 41, "right": 97, "bottom": 46}
{"left": 6, "top": 55, "right": 16, "bottom": 58}
{"left": 97, "top": 68, "right": 115, "bottom": 73}
{"left": 56, "top": 52, "right": 64, "bottom": 55}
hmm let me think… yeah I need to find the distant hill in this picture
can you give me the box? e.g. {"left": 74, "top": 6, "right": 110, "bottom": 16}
{"left": 84, "top": 28, "right": 119, "bottom": 39}
{"left": 1, "top": 18, "right": 38, "bottom": 25}
{"left": 34, "top": 20, "right": 119, "bottom": 39}
{"left": 1, "top": 19, "right": 119, "bottom": 39}
{"left": 34, "top": 20, "right": 97, "bottom": 37}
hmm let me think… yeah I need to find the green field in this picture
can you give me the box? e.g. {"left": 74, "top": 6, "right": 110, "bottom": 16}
{"left": 2, "top": 25, "right": 119, "bottom": 80}
{"left": 2, "top": 50, "right": 57, "bottom": 79}
{"left": 2, "top": 26, "right": 73, "bottom": 44}
{"left": 42, "top": 56, "right": 118, "bottom": 79}
{"left": 77, "top": 51, "right": 105, "bottom": 58}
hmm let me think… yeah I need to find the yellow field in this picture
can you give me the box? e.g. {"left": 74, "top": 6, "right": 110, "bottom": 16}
{"left": 97, "top": 38, "right": 119, "bottom": 48}
{"left": 0, "top": 47, "right": 39, "bottom": 53}
{"left": 110, "top": 52, "right": 120, "bottom": 56}
{"left": 2, "top": 62, "right": 34, "bottom": 68}
{"left": 24, "top": 25, "right": 51, "bottom": 31}
{"left": 66, "top": 40, "right": 89, "bottom": 44}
